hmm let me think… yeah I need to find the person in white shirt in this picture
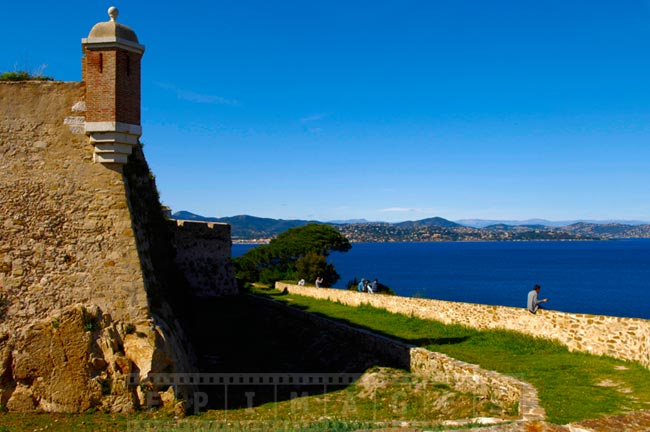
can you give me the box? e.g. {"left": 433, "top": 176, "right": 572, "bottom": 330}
{"left": 527, "top": 284, "right": 548, "bottom": 314}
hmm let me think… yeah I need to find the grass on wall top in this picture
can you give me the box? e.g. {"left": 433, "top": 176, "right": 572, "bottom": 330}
{"left": 0, "top": 70, "right": 53, "bottom": 81}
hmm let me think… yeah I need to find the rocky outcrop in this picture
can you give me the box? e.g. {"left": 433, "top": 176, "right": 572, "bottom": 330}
{"left": 0, "top": 304, "right": 192, "bottom": 413}
{"left": 2, "top": 305, "right": 121, "bottom": 411}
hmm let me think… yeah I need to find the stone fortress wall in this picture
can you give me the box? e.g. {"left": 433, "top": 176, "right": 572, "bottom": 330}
{"left": 0, "top": 81, "right": 235, "bottom": 412}
{"left": 0, "top": 81, "right": 142, "bottom": 326}
{"left": 170, "top": 220, "right": 237, "bottom": 297}
{"left": 276, "top": 283, "right": 650, "bottom": 369}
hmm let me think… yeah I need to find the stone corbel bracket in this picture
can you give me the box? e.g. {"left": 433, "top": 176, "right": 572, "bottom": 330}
{"left": 86, "top": 121, "right": 141, "bottom": 164}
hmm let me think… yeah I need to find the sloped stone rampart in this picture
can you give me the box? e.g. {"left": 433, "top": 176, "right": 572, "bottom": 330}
{"left": 0, "top": 81, "right": 201, "bottom": 412}
{"left": 276, "top": 283, "right": 650, "bottom": 369}
{"left": 0, "top": 81, "right": 148, "bottom": 326}
{"left": 170, "top": 220, "right": 237, "bottom": 297}
{"left": 1, "top": 82, "right": 139, "bottom": 410}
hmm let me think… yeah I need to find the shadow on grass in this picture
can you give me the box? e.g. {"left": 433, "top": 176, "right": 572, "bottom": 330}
{"left": 299, "top": 309, "right": 473, "bottom": 349}
{"left": 254, "top": 289, "right": 474, "bottom": 348}
{"left": 187, "top": 294, "right": 406, "bottom": 411}
{"left": 410, "top": 336, "right": 471, "bottom": 346}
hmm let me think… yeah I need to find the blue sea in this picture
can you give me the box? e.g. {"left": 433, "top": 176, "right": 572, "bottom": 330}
{"left": 232, "top": 240, "right": 650, "bottom": 319}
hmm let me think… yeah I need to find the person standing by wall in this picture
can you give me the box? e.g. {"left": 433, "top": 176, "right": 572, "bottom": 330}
{"left": 527, "top": 284, "right": 548, "bottom": 314}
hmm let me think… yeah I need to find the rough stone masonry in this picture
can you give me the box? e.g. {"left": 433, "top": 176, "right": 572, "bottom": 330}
{"left": 0, "top": 9, "right": 235, "bottom": 413}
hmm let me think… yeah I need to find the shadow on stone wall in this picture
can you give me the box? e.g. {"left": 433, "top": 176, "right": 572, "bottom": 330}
{"left": 187, "top": 295, "right": 410, "bottom": 410}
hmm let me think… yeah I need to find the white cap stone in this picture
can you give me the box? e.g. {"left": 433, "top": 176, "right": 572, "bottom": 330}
{"left": 108, "top": 6, "right": 118, "bottom": 21}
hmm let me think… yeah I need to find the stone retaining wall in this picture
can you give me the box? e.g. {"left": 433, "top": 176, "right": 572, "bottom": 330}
{"left": 256, "top": 293, "right": 543, "bottom": 421}
{"left": 276, "top": 283, "right": 650, "bottom": 369}
{"left": 409, "top": 348, "right": 543, "bottom": 421}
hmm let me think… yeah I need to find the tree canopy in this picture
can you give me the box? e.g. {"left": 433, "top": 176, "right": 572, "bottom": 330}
{"left": 234, "top": 223, "right": 351, "bottom": 286}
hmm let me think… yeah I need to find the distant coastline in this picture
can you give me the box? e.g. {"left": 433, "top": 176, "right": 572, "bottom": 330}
{"left": 171, "top": 211, "right": 650, "bottom": 244}
{"left": 231, "top": 238, "right": 602, "bottom": 245}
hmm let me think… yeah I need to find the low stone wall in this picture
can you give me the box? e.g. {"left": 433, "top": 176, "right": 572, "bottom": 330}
{"left": 409, "top": 349, "right": 543, "bottom": 421}
{"left": 170, "top": 220, "right": 237, "bottom": 297}
{"left": 257, "top": 293, "right": 543, "bottom": 421}
{"left": 276, "top": 283, "right": 650, "bottom": 369}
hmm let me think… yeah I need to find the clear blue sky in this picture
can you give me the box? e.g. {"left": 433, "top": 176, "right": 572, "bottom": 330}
{"left": 4, "top": 1, "right": 650, "bottom": 222}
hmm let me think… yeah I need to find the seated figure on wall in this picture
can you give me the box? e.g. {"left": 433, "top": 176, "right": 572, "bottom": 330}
{"left": 527, "top": 284, "right": 548, "bottom": 314}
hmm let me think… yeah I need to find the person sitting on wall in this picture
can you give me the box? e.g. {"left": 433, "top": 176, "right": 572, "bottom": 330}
{"left": 315, "top": 277, "right": 323, "bottom": 288}
{"left": 297, "top": 279, "right": 305, "bottom": 286}
{"left": 527, "top": 284, "right": 548, "bottom": 314}
{"left": 358, "top": 278, "right": 365, "bottom": 292}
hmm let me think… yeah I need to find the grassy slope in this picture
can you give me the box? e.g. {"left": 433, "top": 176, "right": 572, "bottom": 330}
{"left": 253, "top": 287, "right": 650, "bottom": 424}
{"left": 3, "top": 289, "right": 650, "bottom": 430}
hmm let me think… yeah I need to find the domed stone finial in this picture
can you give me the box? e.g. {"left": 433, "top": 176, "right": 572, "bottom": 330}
{"left": 108, "top": 6, "right": 119, "bottom": 21}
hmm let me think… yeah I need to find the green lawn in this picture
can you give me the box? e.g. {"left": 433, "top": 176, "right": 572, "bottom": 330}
{"left": 0, "top": 412, "right": 130, "bottom": 432}
{"left": 253, "top": 287, "right": 650, "bottom": 425}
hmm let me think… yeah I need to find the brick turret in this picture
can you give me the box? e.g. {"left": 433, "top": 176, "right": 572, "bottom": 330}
{"left": 82, "top": 6, "right": 145, "bottom": 164}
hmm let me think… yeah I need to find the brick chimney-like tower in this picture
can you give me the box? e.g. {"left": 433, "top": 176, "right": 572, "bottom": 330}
{"left": 82, "top": 6, "right": 145, "bottom": 164}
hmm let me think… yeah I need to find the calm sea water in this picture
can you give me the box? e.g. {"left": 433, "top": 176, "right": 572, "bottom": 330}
{"left": 232, "top": 240, "right": 650, "bottom": 319}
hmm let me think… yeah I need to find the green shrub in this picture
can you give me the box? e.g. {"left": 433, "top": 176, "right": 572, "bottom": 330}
{"left": 81, "top": 307, "right": 99, "bottom": 332}
{"left": 0, "top": 70, "right": 53, "bottom": 81}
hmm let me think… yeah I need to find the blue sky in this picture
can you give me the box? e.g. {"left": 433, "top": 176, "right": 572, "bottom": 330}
{"left": 3, "top": 1, "right": 650, "bottom": 222}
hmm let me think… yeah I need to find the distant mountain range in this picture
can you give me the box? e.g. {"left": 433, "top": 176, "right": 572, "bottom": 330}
{"left": 457, "top": 218, "right": 650, "bottom": 228}
{"left": 172, "top": 211, "right": 650, "bottom": 242}
{"left": 395, "top": 217, "right": 462, "bottom": 229}
{"left": 172, "top": 211, "right": 320, "bottom": 240}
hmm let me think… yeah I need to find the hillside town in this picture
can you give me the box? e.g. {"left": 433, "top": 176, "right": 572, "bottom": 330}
{"left": 334, "top": 222, "right": 596, "bottom": 243}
